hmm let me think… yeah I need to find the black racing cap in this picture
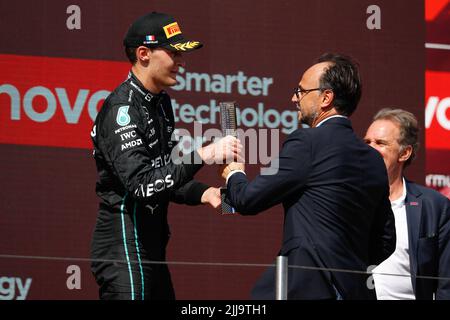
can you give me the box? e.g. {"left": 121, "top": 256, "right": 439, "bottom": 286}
{"left": 123, "top": 12, "right": 203, "bottom": 52}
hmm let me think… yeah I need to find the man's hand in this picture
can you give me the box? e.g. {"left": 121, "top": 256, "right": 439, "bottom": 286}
{"left": 201, "top": 187, "right": 221, "bottom": 209}
{"left": 220, "top": 162, "right": 245, "bottom": 180}
{"left": 197, "top": 135, "right": 243, "bottom": 164}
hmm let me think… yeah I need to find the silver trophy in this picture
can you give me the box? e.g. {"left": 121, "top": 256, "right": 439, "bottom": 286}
{"left": 220, "top": 101, "right": 238, "bottom": 137}
{"left": 219, "top": 101, "right": 238, "bottom": 214}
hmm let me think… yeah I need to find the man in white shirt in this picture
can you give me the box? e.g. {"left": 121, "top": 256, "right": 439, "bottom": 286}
{"left": 364, "top": 108, "right": 450, "bottom": 300}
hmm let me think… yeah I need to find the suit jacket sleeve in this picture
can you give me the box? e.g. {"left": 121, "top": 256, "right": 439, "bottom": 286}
{"left": 437, "top": 196, "right": 450, "bottom": 299}
{"left": 368, "top": 188, "right": 396, "bottom": 265}
{"left": 226, "top": 130, "right": 312, "bottom": 215}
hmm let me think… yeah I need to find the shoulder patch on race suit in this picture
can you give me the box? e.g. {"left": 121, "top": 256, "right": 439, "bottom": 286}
{"left": 116, "top": 106, "right": 131, "bottom": 126}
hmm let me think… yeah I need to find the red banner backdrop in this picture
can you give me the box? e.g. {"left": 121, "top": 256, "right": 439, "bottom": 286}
{"left": 0, "top": 54, "right": 128, "bottom": 149}
{"left": 0, "top": 0, "right": 427, "bottom": 299}
{"left": 425, "top": 0, "right": 450, "bottom": 197}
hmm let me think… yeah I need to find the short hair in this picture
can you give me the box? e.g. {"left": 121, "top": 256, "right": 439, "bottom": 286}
{"left": 373, "top": 108, "right": 419, "bottom": 167}
{"left": 317, "top": 53, "right": 362, "bottom": 116}
{"left": 125, "top": 47, "right": 138, "bottom": 64}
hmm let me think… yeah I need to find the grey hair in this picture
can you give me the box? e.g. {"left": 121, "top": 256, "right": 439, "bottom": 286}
{"left": 373, "top": 108, "right": 419, "bottom": 167}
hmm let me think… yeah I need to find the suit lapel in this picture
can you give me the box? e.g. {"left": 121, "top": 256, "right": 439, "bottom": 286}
{"left": 405, "top": 182, "right": 422, "bottom": 277}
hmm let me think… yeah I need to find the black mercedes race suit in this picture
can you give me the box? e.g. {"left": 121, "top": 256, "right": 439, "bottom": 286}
{"left": 90, "top": 71, "right": 209, "bottom": 300}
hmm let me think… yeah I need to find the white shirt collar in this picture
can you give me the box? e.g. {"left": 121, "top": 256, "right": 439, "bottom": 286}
{"left": 315, "top": 115, "right": 348, "bottom": 127}
{"left": 391, "top": 177, "right": 407, "bottom": 209}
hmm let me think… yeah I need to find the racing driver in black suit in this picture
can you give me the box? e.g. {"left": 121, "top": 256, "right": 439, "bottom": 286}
{"left": 90, "top": 12, "right": 242, "bottom": 300}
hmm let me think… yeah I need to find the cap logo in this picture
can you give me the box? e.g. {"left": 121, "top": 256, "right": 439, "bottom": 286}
{"left": 170, "top": 41, "right": 200, "bottom": 51}
{"left": 163, "top": 22, "right": 182, "bottom": 39}
{"left": 143, "top": 35, "right": 157, "bottom": 45}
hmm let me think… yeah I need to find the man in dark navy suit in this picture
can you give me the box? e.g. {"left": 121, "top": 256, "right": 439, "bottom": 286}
{"left": 365, "top": 108, "right": 450, "bottom": 300}
{"left": 221, "top": 53, "right": 396, "bottom": 300}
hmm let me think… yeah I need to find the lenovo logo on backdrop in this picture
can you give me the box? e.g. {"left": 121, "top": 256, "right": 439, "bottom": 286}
{"left": 0, "top": 84, "right": 109, "bottom": 123}
{"left": 1, "top": 55, "right": 449, "bottom": 151}
{"left": 0, "top": 54, "right": 128, "bottom": 149}
{"left": 425, "top": 71, "right": 450, "bottom": 150}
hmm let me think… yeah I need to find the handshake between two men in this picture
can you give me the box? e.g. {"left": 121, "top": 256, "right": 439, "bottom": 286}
{"left": 194, "top": 134, "right": 245, "bottom": 211}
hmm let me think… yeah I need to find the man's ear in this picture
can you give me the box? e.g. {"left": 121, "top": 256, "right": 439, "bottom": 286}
{"left": 136, "top": 46, "right": 150, "bottom": 63}
{"left": 321, "top": 89, "right": 334, "bottom": 109}
{"left": 399, "top": 145, "right": 413, "bottom": 163}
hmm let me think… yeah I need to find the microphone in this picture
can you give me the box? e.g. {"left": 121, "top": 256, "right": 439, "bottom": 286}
{"left": 219, "top": 101, "right": 238, "bottom": 215}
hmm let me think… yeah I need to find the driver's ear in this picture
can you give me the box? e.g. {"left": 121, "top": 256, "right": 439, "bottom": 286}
{"left": 136, "top": 46, "right": 151, "bottom": 63}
